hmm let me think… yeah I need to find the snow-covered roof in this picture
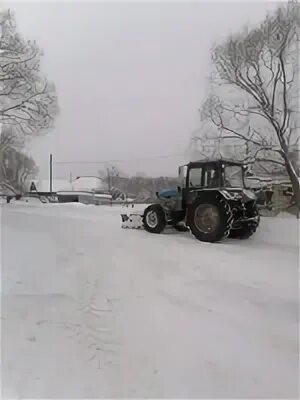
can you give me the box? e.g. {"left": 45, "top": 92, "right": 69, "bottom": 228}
{"left": 71, "top": 176, "right": 108, "bottom": 191}
{"left": 30, "top": 179, "right": 72, "bottom": 192}
{"left": 56, "top": 191, "right": 112, "bottom": 199}
{"left": 29, "top": 176, "right": 109, "bottom": 193}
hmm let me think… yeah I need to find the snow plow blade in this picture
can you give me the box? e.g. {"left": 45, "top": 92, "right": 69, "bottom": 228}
{"left": 121, "top": 213, "right": 144, "bottom": 229}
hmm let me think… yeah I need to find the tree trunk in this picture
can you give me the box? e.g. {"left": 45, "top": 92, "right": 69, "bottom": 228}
{"left": 275, "top": 132, "right": 300, "bottom": 211}
{"left": 285, "top": 158, "right": 300, "bottom": 209}
{"left": 280, "top": 143, "right": 300, "bottom": 210}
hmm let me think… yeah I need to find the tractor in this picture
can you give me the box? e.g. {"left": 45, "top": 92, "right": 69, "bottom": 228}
{"left": 121, "top": 159, "right": 260, "bottom": 243}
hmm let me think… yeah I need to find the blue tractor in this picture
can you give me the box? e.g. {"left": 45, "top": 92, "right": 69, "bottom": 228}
{"left": 122, "top": 159, "right": 260, "bottom": 243}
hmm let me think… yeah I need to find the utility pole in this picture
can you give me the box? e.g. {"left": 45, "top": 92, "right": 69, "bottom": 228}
{"left": 107, "top": 168, "right": 113, "bottom": 206}
{"left": 49, "top": 153, "right": 53, "bottom": 194}
{"left": 107, "top": 168, "right": 111, "bottom": 191}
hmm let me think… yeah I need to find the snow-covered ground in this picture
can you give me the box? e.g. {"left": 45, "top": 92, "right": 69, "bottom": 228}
{"left": 1, "top": 201, "right": 299, "bottom": 398}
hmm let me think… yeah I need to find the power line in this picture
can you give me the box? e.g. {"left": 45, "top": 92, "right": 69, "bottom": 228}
{"left": 54, "top": 143, "right": 290, "bottom": 167}
{"left": 54, "top": 152, "right": 185, "bottom": 165}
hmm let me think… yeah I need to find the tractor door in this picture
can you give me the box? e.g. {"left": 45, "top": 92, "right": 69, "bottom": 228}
{"left": 188, "top": 165, "right": 219, "bottom": 189}
{"left": 188, "top": 166, "right": 203, "bottom": 188}
{"left": 184, "top": 164, "right": 220, "bottom": 206}
{"left": 183, "top": 165, "right": 204, "bottom": 206}
{"left": 202, "top": 165, "right": 220, "bottom": 188}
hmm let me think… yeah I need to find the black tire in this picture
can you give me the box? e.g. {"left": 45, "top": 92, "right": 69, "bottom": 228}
{"left": 143, "top": 204, "right": 166, "bottom": 234}
{"left": 187, "top": 194, "right": 233, "bottom": 243}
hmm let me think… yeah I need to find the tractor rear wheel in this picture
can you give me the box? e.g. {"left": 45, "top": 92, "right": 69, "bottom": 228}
{"left": 143, "top": 204, "right": 166, "bottom": 234}
{"left": 187, "top": 195, "right": 233, "bottom": 243}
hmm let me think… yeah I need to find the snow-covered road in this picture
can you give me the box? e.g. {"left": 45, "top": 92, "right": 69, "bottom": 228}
{"left": 1, "top": 202, "right": 299, "bottom": 398}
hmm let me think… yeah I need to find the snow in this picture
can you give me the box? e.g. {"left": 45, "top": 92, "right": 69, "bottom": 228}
{"left": 0, "top": 201, "right": 299, "bottom": 398}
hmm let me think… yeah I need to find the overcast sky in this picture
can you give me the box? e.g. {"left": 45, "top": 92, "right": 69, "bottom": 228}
{"left": 3, "top": 0, "right": 281, "bottom": 178}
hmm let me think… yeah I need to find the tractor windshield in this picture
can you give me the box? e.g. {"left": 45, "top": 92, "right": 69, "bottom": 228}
{"left": 224, "top": 165, "right": 244, "bottom": 188}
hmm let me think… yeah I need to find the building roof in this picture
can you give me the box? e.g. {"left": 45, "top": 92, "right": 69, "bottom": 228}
{"left": 30, "top": 179, "right": 72, "bottom": 192}
{"left": 30, "top": 176, "right": 109, "bottom": 193}
{"left": 71, "top": 176, "right": 108, "bottom": 191}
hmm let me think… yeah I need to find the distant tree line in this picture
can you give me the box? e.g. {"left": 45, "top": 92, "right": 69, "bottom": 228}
{"left": 102, "top": 174, "right": 180, "bottom": 202}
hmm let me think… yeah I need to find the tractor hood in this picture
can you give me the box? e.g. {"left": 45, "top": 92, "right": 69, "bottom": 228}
{"left": 158, "top": 188, "right": 178, "bottom": 199}
{"left": 220, "top": 188, "right": 257, "bottom": 202}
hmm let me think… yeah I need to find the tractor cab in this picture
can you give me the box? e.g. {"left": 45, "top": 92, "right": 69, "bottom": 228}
{"left": 178, "top": 160, "right": 247, "bottom": 191}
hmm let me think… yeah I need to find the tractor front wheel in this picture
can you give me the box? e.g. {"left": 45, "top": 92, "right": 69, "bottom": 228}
{"left": 187, "top": 195, "right": 233, "bottom": 243}
{"left": 229, "top": 204, "right": 260, "bottom": 239}
{"left": 228, "top": 222, "right": 258, "bottom": 239}
{"left": 143, "top": 204, "right": 166, "bottom": 234}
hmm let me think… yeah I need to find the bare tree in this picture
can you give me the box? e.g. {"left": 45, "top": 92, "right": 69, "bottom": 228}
{"left": 0, "top": 125, "right": 38, "bottom": 193}
{"left": 0, "top": 9, "right": 58, "bottom": 193}
{"left": 198, "top": 1, "right": 300, "bottom": 206}
{"left": 0, "top": 9, "right": 59, "bottom": 138}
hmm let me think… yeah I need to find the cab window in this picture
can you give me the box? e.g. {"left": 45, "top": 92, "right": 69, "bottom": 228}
{"left": 204, "top": 167, "right": 219, "bottom": 188}
{"left": 189, "top": 168, "right": 203, "bottom": 187}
